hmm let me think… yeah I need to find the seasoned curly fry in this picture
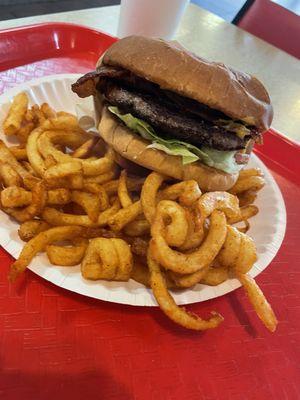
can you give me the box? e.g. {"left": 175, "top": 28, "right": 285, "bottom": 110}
{"left": 229, "top": 176, "right": 265, "bottom": 195}
{"left": 81, "top": 238, "right": 132, "bottom": 281}
{"left": 82, "top": 182, "right": 109, "bottom": 211}
{"left": 17, "top": 122, "right": 35, "bottom": 144}
{"left": 103, "top": 176, "right": 145, "bottom": 195}
{"left": 236, "top": 272, "right": 277, "bottom": 332}
{"left": 154, "top": 200, "right": 188, "bottom": 248}
{"left": 108, "top": 200, "right": 142, "bottom": 232}
{"left": 118, "top": 170, "right": 133, "bottom": 208}
{"left": 71, "top": 138, "right": 96, "bottom": 158}
{"left": 0, "top": 162, "right": 22, "bottom": 187}
{"left": 1, "top": 186, "right": 71, "bottom": 208}
{"left": 131, "top": 256, "right": 176, "bottom": 289}
{"left": 234, "top": 232, "right": 257, "bottom": 274}
{"left": 238, "top": 168, "right": 264, "bottom": 179}
{"left": 200, "top": 266, "right": 229, "bottom": 286}
{"left": 84, "top": 168, "right": 118, "bottom": 184}
{"left": 141, "top": 172, "right": 166, "bottom": 223}
{"left": 178, "top": 206, "right": 204, "bottom": 251}
{"left": 71, "top": 190, "right": 101, "bottom": 222}
{"left": 217, "top": 226, "right": 241, "bottom": 268}
{"left": 198, "top": 191, "right": 241, "bottom": 221}
{"left": 151, "top": 206, "right": 227, "bottom": 274}
{"left": 3, "top": 181, "right": 47, "bottom": 222}
{"left": 123, "top": 218, "right": 150, "bottom": 237}
{"left": 3, "top": 92, "right": 28, "bottom": 135}
{"left": 0, "top": 140, "right": 36, "bottom": 185}
{"left": 44, "top": 161, "right": 82, "bottom": 182}
{"left": 38, "top": 130, "right": 115, "bottom": 176}
{"left": 97, "top": 197, "right": 121, "bottom": 226}
{"left": 159, "top": 180, "right": 201, "bottom": 206}
{"left": 26, "top": 127, "right": 48, "bottom": 177}
{"left": 169, "top": 266, "right": 210, "bottom": 288}
{"left": 40, "top": 103, "right": 56, "bottom": 119}
{"left": 42, "top": 207, "right": 98, "bottom": 227}
{"left": 46, "top": 238, "right": 88, "bottom": 266}
{"left": 10, "top": 226, "right": 84, "bottom": 281}
{"left": 237, "top": 190, "right": 257, "bottom": 207}
{"left": 148, "top": 250, "right": 223, "bottom": 330}
{"left": 227, "top": 205, "right": 259, "bottom": 225}
{"left": 9, "top": 146, "right": 28, "bottom": 161}
{"left": 18, "top": 220, "right": 50, "bottom": 242}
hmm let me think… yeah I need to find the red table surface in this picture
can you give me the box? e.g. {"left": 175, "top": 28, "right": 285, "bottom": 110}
{"left": 0, "top": 23, "right": 299, "bottom": 400}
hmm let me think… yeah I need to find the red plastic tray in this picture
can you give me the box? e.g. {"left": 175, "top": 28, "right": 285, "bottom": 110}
{"left": 0, "top": 23, "right": 299, "bottom": 400}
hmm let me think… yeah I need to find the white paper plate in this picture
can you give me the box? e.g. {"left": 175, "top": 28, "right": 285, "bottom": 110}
{"left": 0, "top": 74, "right": 287, "bottom": 306}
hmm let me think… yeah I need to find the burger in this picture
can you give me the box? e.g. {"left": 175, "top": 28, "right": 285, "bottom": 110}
{"left": 72, "top": 36, "right": 273, "bottom": 191}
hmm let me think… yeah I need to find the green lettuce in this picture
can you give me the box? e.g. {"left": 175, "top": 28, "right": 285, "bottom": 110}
{"left": 108, "top": 106, "right": 243, "bottom": 174}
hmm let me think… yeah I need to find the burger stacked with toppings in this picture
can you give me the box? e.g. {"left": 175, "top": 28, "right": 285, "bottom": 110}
{"left": 72, "top": 36, "right": 273, "bottom": 191}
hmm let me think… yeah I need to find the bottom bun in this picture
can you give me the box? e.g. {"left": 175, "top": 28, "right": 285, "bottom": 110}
{"left": 99, "top": 107, "right": 238, "bottom": 191}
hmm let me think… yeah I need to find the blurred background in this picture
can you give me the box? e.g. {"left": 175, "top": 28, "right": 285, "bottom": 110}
{"left": 0, "top": 0, "right": 299, "bottom": 22}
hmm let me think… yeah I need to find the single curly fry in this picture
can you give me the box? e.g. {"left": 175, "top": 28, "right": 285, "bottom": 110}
{"left": 42, "top": 207, "right": 98, "bottom": 227}
{"left": 198, "top": 191, "right": 241, "bottom": 221}
{"left": 217, "top": 225, "right": 257, "bottom": 274}
{"left": 18, "top": 220, "right": 50, "bottom": 242}
{"left": 234, "top": 232, "right": 257, "bottom": 274}
{"left": 237, "top": 190, "right": 257, "bottom": 207}
{"left": 37, "top": 130, "right": 115, "bottom": 176}
{"left": 123, "top": 218, "right": 150, "bottom": 237}
{"left": 81, "top": 238, "right": 132, "bottom": 281}
{"left": 0, "top": 162, "right": 22, "bottom": 187}
{"left": 229, "top": 176, "right": 265, "bottom": 195}
{"left": 3, "top": 181, "right": 47, "bottom": 223}
{"left": 131, "top": 255, "right": 176, "bottom": 289}
{"left": 200, "top": 266, "right": 229, "bottom": 286}
{"left": 155, "top": 200, "right": 189, "bottom": 248}
{"left": 236, "top": 272, "right": 277, "bottom": 332}
{"left": 227, "top": 205, "right": 259, "bottom": 225}
{"left": 3, "top": 92, "right": 28, "bottom": 136}
{"left": 238, "top": 168, "right": 264, "bottom": 179}
{"left": 217, "top": 226, "right": 241, "bottom": 268}
{"left": 26, "top": 127, "right": 47, "bottom": 177}
{"left": 8, "top": 146, "right": 28, "bottom": 161}
{"left": 108, "top": 200, "right": 142, "bottom": 232}
{"left": 178, "top": 206, "right": 204, "bottom": 251}
{"left": 97, "top": 197, "right": 121, "bottom": 226}
{"left": 71, "top": 190, "right": 101, "bottom": 222}
{"left": 71, "top": 138, "right": 96, "bottom": 158}
{"left": 151, "top": 209, "right": 227, "bottom": 274}
{"left": 2, "top": 186, "right": 71, "bottom": 208}
{"left": 82, "top": 182, "right": 109, "bottom": 211}
{"left": 148, "top": 249, "right": 223, "bottom": 330}
{"left": 169, "top": 266, "right": 210, "bottom": 288}
{"left": 118, "top": 170, "right": 133, "bottom": 208}
{"left": 10, "top": 225, "right": 84, "bottom": 281}
{"left": 159, "top": 180, "right": 201, "bottom": 206}
{"left": 103, "top": 176, "right": 145, "bottom": 196}
{"left": 141, "top": 172, "right": 166, "bottom": 223}
{"left": 46, "top": 238, "right": 88, "bottom": 266}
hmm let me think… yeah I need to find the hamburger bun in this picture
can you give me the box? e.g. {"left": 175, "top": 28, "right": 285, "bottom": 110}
{"left": 100, "top": 36, "right": 273, "bottom": 132}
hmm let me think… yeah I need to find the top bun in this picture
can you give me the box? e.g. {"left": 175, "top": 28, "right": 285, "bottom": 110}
{"left": 100, "top": 36, "right": 273, "bottom": 131}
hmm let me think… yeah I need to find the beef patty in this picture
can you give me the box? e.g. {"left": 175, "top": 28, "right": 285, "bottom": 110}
{"left": 103, "top": 83, "right": 249, "bottom": 151}
{"left": 72, "top": 66, "right": 258, "bottom": 151}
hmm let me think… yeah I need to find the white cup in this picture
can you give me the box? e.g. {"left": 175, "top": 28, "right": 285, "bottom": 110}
{"left": 117, "top": 0, "right": 190, "bottom": 39}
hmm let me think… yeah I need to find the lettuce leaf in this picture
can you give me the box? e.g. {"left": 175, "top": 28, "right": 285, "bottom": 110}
{"left": 108, "top": 106, "right": 243, "bottom": 174}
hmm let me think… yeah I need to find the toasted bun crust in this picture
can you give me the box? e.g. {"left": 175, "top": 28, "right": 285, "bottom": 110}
{"left": 100, "top": 36, "right": 273, "bottom": 132}
{"left": 99, "top": 107, "right": 238, "bottom": 191}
